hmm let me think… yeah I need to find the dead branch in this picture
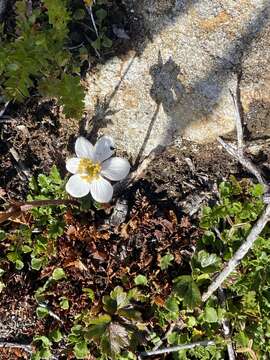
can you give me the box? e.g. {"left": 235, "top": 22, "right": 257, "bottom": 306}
{"left": 202, "top": 85, "right": 270, "bottom": 302}
{"left": 9, "top": 147, "right": 31, "bottom": 179}
{"left": 218, "top": 288, "right": 235, "bottom": 360}
{"left": 202, "top": 198, "right": 270, "bottom": 303}
{"left": 140, "top": 340, "right": 215, "bottom": 357}
{"left": 217, "top": 90, "right": 267, "bottom": 189}
{"left": 217, "top": 137, "right": 266, "bottom": 187}
{"left": 0, "top": 341, "right": 32, "bottom": 354}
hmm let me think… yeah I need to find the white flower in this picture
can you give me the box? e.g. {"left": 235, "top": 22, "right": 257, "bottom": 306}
{"left": 65, "top": 136, "right": 130, "bottom": 203}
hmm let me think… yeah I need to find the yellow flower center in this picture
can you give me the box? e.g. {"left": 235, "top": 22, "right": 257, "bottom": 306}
{"left": 84, "top": 0, "right": 94, "bottom": 6}
{"left": 78, "top": 158, "right": 101, "bottom": 182}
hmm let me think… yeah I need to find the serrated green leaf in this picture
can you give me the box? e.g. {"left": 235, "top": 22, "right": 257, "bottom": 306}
{"left": 134, "top": 274, "right": 148, "bottom": 286}
{"left": 174, "top": 275, "right": 201, "bottom": 309}
{"left": 159, "top": 253, "right": 174, "bottom": 270}
{"left": 250, "top": 183, "right": 264, "bottom": 197}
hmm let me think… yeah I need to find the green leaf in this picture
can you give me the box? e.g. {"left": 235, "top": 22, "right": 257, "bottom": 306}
{"left": 86, "top": 324, "right": 108, "bottom": 341}
{"left": 36, "top": 306, "right": 49, "bottom": 319}
{"left": 50, "top": 328, "right": 63, "bottom": 343}
{"left": 74, "top": 341, "right": 89, "bottom": 359}
{"left": 96, "top": 8, "right": 107, "bottom": 22}
{"left": 39, "top": 348, "right": 52, "bottom": 359}
{"left": 110, "top": 286, "right": 129, "bottom": 309}
{"left": 73, "top": 8, "right": 86, "bottom": 20}
{"left": 101, "top": 323, "right": 130, "bottom": 358}
{"left": 34, "top": 335, "right": 52, "bottom": 347}
{"left": 202, "top": 231, "right": 216, "bottom": 244}
{"left": 204, "top": 307, "right": 218, "bottom": 323}
{"left": 21, "top": 245, "right": 32, "bottom": 253}
{"left": 117, "top": 308, "right": 142, "bottom": 321}
{"left": 159, "top": 253, "right": 174, "bottom": 270}
{"left": 31, "top": 257, "right": 43, "bottom": 271}
{"left": 234, "top": 331, "right": 249, "bottom": 347}
{"left": 103, "top": 295, "right": 117, "bottom": 314}
{"left": 15, "top": 259, "right": 24, "bottom": 270}
{"left": 219, "top": 181, "right": 232, "bottom": 197}
{"left": 165, "top": 296, "right": 179, "bottom": 313}
{"left": 102, "top": 35, "right": 113, "bottom": 48}
{"left": 196, "top": 250, "right": 221, "bottom": 270}
{"left": 134, "top": 275, "right": 148, "bottom": 286}
{"left": 187, "top": 316, "right": 197, "bottom": 327}
{"left": 88, "top": 314, "right": 111, "bottom": 325}
{"left": 0, "top": 230, "right": 6, "bottom": 241}
{"left": 174, "top": 275, "right": 201, "bottom": 309}
{"left": 49, "top": 165, "right": 62, "bottom": 185}
{"left": 60, "top": 296, "right": 69, "bottom": 310}
{"left": 7, "top": 252, "right": 19, "bottom": 263}
{"left": 82, "top": 287, "right": 95, "bottom": 302}
{"left": 250, "top": 183, "right": 264, "bottom": 197}
{"left": 52, "top": 268, "right": 66, "bottom": 281}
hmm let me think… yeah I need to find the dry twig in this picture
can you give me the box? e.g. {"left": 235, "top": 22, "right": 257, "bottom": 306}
{"left": 0, "top": 341, "right": 32, "bottom": 354}
{"left": 140, "top": 340, "right": 215, "bottom": 357}
{"left": 202, "top": 87, "right": 270, "bottom": 302}
{"left": 217, "top": 90, "right": 267, "bottom": 188}
{"left": 202, "top": 203, "right": 270, "bottom": 302}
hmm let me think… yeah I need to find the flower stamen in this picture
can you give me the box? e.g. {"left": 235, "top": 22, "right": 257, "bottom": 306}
{"left": 78, "top": 158, "right": 101, "bottom": 182}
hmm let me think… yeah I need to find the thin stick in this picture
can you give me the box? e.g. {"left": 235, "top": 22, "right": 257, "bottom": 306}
{"left": 0, "top": 342, "right": 32, "bottom": 354}
{"left": 217, "top": 137, "right": 267, "bottom": 187}
{"left": 229, "top": 89, "right": 244, "bottom": 156}
{"left": 202, "top": 203, "right": 270, "bottom": 302}
{"left": 0, "top": 101, "right": 10, "bottom": 117}
{"left": 218, "top": 288, "right": 236, "bottom": 360}
{"left": 9, "top": 147, "right": 31, "bottom": 179}
{"left": 85, "top": 4, "right": 98, "bottom": 37}
{"left": 140, "top": 340, "right": 215, "bottom": 357}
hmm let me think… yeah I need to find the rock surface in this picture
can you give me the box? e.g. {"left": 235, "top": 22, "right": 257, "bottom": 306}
{"left": 85, "top": 0, "right": 270, "bottom": 159}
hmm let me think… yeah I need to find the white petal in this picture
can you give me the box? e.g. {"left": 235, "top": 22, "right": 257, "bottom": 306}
{"left": 93, "top": 136, "right": 114, "bottom": 162}
{"left": 66, "top": 158, "right": 81, "bottom": 174}
{"left": 90, "top": 177, "right": 113, "bottom": 203}
{"left": 101, "top": 157, "right": 130, "bottom": 181}
{"left": 65, "top": 174, "right": 90, "bottom": 198}
{"left": 75, "top": 137, "right": 94, "bottom": 159}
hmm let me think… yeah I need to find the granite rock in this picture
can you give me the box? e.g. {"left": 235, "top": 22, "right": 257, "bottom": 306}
{"left": 85, "top": 0, "right": 270, "bottom": 159}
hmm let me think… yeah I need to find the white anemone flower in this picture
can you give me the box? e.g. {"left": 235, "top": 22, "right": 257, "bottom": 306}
{"left": 65, "top": 136, "right": 130, "bottom": 203}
